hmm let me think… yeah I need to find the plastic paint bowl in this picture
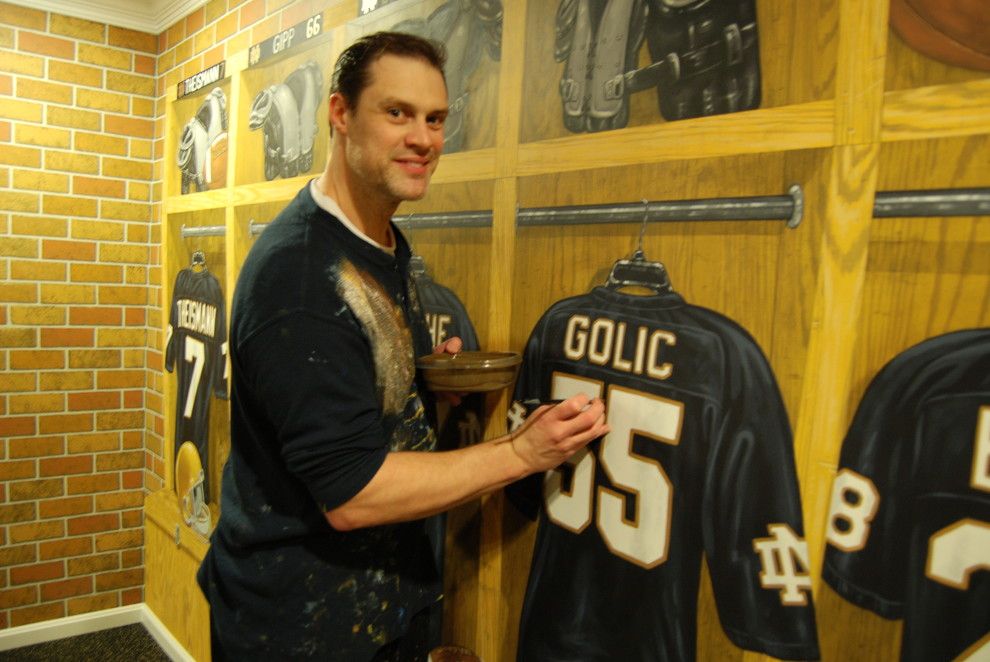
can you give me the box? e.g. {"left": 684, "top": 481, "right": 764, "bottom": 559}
{"left": 416, "top": 351, "right": 522, "bottom": 393}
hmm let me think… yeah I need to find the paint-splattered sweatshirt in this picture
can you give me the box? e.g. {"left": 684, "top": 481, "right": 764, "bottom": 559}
{"left": 198, "top": 184, "right": 441, "bottom": 660}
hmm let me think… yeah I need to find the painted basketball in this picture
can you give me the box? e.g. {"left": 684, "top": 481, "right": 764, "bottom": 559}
{"left": 889, "top": 0, "right": 990, "bottom": 71}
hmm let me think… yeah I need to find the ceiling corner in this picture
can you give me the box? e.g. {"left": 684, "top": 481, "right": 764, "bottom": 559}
{"left": 5, "top": 0, "right": 206, "bottom": 36}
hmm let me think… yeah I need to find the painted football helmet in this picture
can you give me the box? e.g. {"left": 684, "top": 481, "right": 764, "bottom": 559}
{"left": 175, "top": 441, "right": 211, "bottom": 535}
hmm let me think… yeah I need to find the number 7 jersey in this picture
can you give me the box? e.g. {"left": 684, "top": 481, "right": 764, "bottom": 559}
{"left": 823, "top": 328, "right": 990, "bottom": 662}
{"left": 165, "top": 266, "right": 228, "bottom": 501}
{"left": 507, "top": 287, "right": 819, "bottom": 661}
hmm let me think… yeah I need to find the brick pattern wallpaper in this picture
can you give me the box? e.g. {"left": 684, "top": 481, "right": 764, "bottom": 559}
{"left": 1, "top": 0, "right": 354, "bottom": 632}
{"left": 0, "top": 1, "right": 158, "bottom": 629}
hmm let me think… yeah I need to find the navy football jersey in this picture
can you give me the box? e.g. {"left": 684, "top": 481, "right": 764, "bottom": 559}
{"left": 411, "top": 265, "right": 485, "bottom": 449}
{"left": 823, "top": 328, "right": 990, "bottom": 662}
{"left": 508, "top": 286, "right": 818, "bottom": 662}
{"left": 410, "top": 261, "right": 485, "bottom": 639}
{"left": 165, "top": 266, "right": 228, "bottom": 501}
{"left": 411, "top": 267, "right": 480, "bottom": 352}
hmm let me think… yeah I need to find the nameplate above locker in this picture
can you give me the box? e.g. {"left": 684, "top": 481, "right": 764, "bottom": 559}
{"left": 177, "top": 62, "right": 227, "bottom": 99}
{"left": 248, "top": 12, "right": 327, "bottom": 68}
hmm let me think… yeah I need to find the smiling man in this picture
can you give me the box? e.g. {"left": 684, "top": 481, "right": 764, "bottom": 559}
{"left": 317, "top": 45, "right": 446, "bottom": 243}
{"left": 196, "top": 32, "right": 608, "bottom": 662}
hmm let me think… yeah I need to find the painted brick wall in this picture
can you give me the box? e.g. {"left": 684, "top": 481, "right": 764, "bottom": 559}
{"left": 0, "top": 2, "right": 158, "bottom": 629}
{"left": 1, "top": 0, "right": 351, "bottom": 632}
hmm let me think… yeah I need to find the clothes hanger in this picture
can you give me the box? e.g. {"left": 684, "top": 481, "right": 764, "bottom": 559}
{"left": 191, "top": 249, "right": 207, "bottom": 270}
{"left": 604, "top": 201, "right": 673, "bottom": 293}
{"left": 409, "top": 254, "right": 427, "bottom": 277}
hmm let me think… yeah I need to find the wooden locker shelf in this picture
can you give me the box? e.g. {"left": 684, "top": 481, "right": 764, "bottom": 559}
{"left": 881, "top": 78, "right": 990, "bottom": 142}
{"left": 516, "top": 99, "right": 836, "bottom": 177}
{"left": 164, "top": 189, "right": 230, "bottom": 215}
{"left": 144, "top": 488, "right": 211, "bottom": 662}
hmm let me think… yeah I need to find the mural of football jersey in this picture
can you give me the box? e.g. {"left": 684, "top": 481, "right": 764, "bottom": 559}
{"left": 411, "top": 259, "right": 480, "bottom": 352}
{"left": 410, "top": 257, "right": 484, "bottom": 450}
{"left": 408, "top": 256, "right": 485, "bottom": 643}
{"left": 507, "top": 286, "right": 818, "bottom": 661}
{"left": 823, "top": 328, "right": 990, "bottom": 662}
{"left": 165, "top": 265, "right": 229, "bottom": 502}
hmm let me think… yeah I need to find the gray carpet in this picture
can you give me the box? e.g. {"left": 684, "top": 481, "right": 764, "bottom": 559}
{"left": 0, "top": 623, "right": 171, "bottom": 661}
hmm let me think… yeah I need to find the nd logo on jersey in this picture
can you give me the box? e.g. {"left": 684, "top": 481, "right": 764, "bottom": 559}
{"left": 754, "top": 523, "right": 813, "bottom": 606}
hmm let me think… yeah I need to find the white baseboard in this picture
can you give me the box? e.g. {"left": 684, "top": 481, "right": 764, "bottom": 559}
{"left": 0, "top": 604, "right": 196, "bottom": 661}
{"left": 139, "top": 604, "right": 198, "bottom": 662}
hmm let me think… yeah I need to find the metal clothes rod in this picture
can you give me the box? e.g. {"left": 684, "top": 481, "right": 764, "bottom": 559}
{"left": 251, "top": 213, "right": 491, "bottom": 234}
{"left": 393, "top": 211, "right": 494, "bottom": 229}
{"left": 181, "top": 224, "right": 226, "bottom": 238}
{"left": 244, "top": 186, "right": 989, "bottom": 235}
{"left": 515, "top": 187, "right": 989, "bottom": 228}
{"left": 873, "top": 187, "right": 990, "bottom": 218}
{"left": 391, "top": 186, "right": 805, "bottom": 229}
{"left": 522, "top": 184, "right": 806, "bottom": 228}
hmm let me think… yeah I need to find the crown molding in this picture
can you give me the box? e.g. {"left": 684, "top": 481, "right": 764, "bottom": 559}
{"left": 5, "top": 0, "right": 205, "bottom": 35}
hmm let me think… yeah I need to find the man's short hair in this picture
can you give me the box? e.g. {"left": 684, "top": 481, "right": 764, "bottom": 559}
{"left": 331, "top": 31, "right": 447, "bottom": 108}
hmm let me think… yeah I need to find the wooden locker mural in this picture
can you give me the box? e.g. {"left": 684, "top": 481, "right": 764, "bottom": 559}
{"left": 506, "top": 150, "right": 827, "bottom": 662}
{"left": 144, "top": 0, "right": 989, "bottom": 659}
{"left": 161, "top": 209, "right": 230, "bottom": 525}
{"left": 817, "top": 133, "right": 990, "bottom": 662}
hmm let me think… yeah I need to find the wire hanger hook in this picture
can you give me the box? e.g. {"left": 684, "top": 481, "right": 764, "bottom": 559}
{"left": 635, "top": 199, "right": 649, "bottom": 257}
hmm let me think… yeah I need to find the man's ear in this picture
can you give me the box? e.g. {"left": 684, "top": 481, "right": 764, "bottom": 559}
{"left": 328, "top": 92, "right": 349, "bottom": 136}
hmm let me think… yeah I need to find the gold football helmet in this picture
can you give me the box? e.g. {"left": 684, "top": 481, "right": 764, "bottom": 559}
{"left": 175, "top": 441, "right": 211, "bottom": 535}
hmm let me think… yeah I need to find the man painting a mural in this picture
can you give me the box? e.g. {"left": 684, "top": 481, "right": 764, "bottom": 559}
{"left": 196, "top": 31, "right": 608, "bottom": 661}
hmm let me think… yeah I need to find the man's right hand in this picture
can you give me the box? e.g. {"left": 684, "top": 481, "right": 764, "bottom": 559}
{"left": 509, "top": 394, "right": 609, "bottom": 473}
{"left": 326, "top": 394, "right": 607, "bottom": 531}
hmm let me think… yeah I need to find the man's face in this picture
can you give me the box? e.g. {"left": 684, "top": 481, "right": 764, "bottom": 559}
{"left": 337, "top": 54, "right": 448, "bottom": 204}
